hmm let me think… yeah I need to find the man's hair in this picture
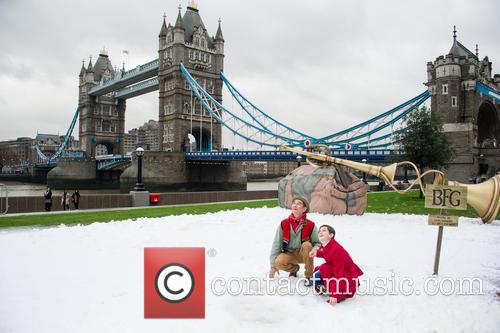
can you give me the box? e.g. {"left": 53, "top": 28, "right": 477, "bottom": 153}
{"left": 319, "top": 224, "right": 336, "bottom": 237}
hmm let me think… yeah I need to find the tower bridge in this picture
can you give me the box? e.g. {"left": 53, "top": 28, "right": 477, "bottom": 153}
{"left": 27, "top": 3, "right": 498, "bottom": 190}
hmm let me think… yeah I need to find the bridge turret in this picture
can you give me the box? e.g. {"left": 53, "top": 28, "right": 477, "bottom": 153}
{"left": 173, "top": 6, "right": 185, "bottom": 44}
{"left": 79, "top": 60, "right": 86, "bottom": 77}
{"left": 159, "top": 15, "right": 167, "bottom": 50}
{"left": 78, "top": 60, "right": 86, "bottom": 87}
{"left": 84, "top": 57, "right": 95, "bottom": 83}
{"left": 214, "top": 19, "right": 225, "bottom": 73}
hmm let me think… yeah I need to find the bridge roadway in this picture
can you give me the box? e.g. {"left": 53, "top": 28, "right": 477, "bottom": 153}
{"left": 88, "top": 59, "right": 159, "bottom": 97}
{"left": 33, "top": 149, "right": 401, "bottom": 170}
{"left": 185, "top": 149, "right": 402, "bottom": 162}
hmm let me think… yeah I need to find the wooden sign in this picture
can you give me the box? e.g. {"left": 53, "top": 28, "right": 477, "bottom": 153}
{"left": 428, "top": 214, "right": 459, "bottom": 227}
{"left": 425, "top": 185, "right": 468, "bottom": 210}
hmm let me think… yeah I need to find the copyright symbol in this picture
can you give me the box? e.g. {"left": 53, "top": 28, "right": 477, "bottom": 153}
{"left": 155, "top": 263, "right": 194, "bottom": 303}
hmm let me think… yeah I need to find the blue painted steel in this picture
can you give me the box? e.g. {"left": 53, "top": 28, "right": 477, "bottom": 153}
{"left": 96, "top": 155, "right": 132, "bottom": 171}
{"left": 323, "top": 93, "right": 429, "bottom": 145}
{"left": 221, "top": 72, "right": 316, "bottom": 140}
{"left": 476, "top": 81, "right": 500, "bottom": 102}
{"left": 318, "top": 91, "right": 430, "bottom": 142}
{"left": 221, "top": 69, "right": 428, "bottom": 148}
{"left": 180, "top": 63, "right": 305, "bottom": 148}
{"left": 35, "top": 107, "right": 80, "bottom": 163}
{"left": 115, "top": 77, "right": 159, "bottom": 99}
{"left": 185, "top": 149, "right": 403, "bottom": 161}
{"left": 34, "top": 162, "right": 57, "bottom": 168}
{"left": 88, "top": 59, "right": 159, "bottom": 96}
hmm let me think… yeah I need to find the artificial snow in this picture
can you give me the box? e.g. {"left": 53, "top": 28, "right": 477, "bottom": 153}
{"left": 0, "top": 208, "right": 499, "bottom": 332}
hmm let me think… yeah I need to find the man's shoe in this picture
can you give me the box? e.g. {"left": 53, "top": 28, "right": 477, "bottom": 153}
{"left": 288, "top": 264, "right": 299, "bottom": 277}
{"left": 314, "top": 285, "right": 327, "bottom": 295}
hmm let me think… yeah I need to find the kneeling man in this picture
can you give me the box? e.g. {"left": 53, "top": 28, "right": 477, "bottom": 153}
{"left": 268, "top": 197, "right": 320, "bottom": 279}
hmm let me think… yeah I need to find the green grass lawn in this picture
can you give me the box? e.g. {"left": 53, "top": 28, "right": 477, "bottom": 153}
{"left": 0, "top": 191, "right": 495, "bottom": 229}
{"left": 366, "top": 190, "right": 488, "bottom": 218}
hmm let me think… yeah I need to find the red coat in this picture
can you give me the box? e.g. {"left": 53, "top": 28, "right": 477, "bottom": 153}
{"left": 314, "top": 239, "right": 363, "bottom": 301}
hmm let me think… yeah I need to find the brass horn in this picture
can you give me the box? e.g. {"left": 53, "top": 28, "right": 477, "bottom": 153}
{"left": 280, "top": 144, "right": 500, "bottom": 224}
{"left": 280, "top": 144, "right": 398, "bottom": 184}
{"left": 448, "top": 176, "right": 500, "bottom": 224}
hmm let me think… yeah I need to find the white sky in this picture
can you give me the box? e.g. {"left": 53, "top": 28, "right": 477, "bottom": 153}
{"left": 0, "top": 0, "right": 498, "bottom": 142}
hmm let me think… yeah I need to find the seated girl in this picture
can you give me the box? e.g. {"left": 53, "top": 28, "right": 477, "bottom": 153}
{"left": 308, "top": 225, "right": 363, "bottom": 306}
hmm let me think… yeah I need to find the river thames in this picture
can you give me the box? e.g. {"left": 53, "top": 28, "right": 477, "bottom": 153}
{"left": 0, "top": 180, "right": 279, "bottom": 197}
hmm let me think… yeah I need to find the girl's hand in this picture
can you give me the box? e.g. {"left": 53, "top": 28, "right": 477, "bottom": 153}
{"left": 327, "top": 297, "right": 338, "bottom": 306}
{"left": 309, "top": 248, "right": 318, "bottom": 258}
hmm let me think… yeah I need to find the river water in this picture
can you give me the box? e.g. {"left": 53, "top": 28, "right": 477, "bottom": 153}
{"left": 0, "top": 180, "right": 279, "bottom": 197}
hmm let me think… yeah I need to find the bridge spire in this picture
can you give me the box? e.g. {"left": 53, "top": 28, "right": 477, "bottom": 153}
{"left": 86, "top": 55, "right": 93, "bottom": 73}
{"left": 159, "top": 13, "right": 167, "bottom": 37}
{"left": 175, "top": 5, "right": 185, "bottom": 29}
{"left": 475, "top": 44, "right": 479, "bottom": 58}
{"left": 79, "top": 59, "right": 86, "bottom": 77}
{"left": 453, "top": 25, "right": 457, "bottom": 40}
{"left": 215, "top": 18, "right": 224, "bottom": 41}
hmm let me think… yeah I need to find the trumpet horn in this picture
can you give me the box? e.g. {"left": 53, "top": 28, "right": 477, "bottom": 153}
{"left": 448, "top": 175, "right": 500, "bottom": 224}
{"left": 280, "top": 144, "right": 500, "bottom": 224}
{"left": 280, "top": 144, "right": 398, "bottom": 183}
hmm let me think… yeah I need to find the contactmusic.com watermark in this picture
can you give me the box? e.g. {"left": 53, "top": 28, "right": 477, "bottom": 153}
{"left": 144, "top": 248, "right": 485, "bottom": 319}
{"left": 209, "top": 274, "right": 484, "bottom": 297}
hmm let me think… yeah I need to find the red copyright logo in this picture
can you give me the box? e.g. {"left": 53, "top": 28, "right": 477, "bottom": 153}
{"left": 144, "top": 248, "right": 205, "bottom": 318}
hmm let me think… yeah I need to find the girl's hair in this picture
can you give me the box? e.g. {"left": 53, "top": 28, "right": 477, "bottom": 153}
{"left": 319, "top": 224, "right": 336, "bottom": 237}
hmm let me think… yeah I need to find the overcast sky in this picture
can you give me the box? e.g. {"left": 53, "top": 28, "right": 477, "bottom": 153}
{"left": 0, "top": 0, "right": 498, "bottom": 144}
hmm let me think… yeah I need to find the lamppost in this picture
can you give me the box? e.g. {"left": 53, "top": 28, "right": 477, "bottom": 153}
{"left": 403, "top": 167, "right": 409, "bottom": 184}
{"left": 361, "top": 158, "right": 367, "bottom": 184}
{"left": 296, "top": 155, "right": 302, "bottom": 167}
{"left": 134, "top": 147, "right": 145, "bottom": 191}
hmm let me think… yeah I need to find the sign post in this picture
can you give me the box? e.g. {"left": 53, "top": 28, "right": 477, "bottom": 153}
{"left": 425, "top": 185, "right": 467, "bottom": 275}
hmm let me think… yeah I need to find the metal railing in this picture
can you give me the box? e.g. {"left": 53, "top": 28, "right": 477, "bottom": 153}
{"left": 0, "top": 184, "right": 8, "bottom": 215}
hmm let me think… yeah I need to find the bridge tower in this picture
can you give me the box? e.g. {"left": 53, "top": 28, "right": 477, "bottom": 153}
{"left": 78, "top": 49, "right": 126, "bottom": 157}
{"left": 425, "top": 28, "right": 500, "bottom": 182}
{"left": 158, "top": 1, "right": 224, "bottom": 152}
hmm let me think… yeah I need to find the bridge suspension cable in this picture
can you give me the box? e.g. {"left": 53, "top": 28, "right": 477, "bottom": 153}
{"left": 220, "top": 69, "right": 429, "bottom": 150}
{"left": 35, "top": 107, "right": 80, "bottom": 163}
{"left": 221, "top": 72, "right": 316, "bottom": 142}
{"left": 180, "top": 63, "right": 306, "bottom": 149}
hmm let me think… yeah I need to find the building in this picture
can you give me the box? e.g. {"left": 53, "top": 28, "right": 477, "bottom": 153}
{"left": 246, "top": 161, "right": 298, "bottom": 179}
{"left": 123, "top": 120, "right": 160, "bottom": 154}
{"left": 0, "top": 137, "right": 33, "bottom": 172}
{"left": 425, "top": 27, "right": 500, "bottom": 181}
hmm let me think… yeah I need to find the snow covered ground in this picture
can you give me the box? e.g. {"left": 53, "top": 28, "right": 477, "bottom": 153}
{"left": 0, "top": 207, "right": 499, "bottom": 333}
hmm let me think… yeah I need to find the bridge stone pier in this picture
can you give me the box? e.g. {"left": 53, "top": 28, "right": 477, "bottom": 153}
{"left": 426, "top": 29, "right": 500, "bottom": 182}
{"left": 120, "top": 152, "right": 245, "bottom": 192}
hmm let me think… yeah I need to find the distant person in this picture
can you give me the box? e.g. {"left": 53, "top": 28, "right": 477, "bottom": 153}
{"left": 71, "top": 190, "right": 81, "bottom": 210}
{"left": 44, "top": 187, "right": 52, "bottom": 211}
{"left": 61, "top": 190, "right": 70, "bottom": 211}
{"left": 378, "top": 180, "right": 385, "bottom": 191}
{"left": 308, "top": 225, "right": 363, "bottom": 306}
{"left": 268, "top": 197, "right": 321, "bottom": 279}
